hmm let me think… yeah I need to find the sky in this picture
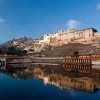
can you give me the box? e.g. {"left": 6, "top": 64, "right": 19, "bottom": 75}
{"left": 0, "top": 0, "right": 100, "bottom": 44}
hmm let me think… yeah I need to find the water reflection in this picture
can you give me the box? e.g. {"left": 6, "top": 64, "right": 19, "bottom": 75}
{"left": 0, "top": 64, "right": 100, "bottom": 94}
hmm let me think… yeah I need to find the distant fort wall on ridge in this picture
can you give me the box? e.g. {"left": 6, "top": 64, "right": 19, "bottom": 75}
{"left": 33, "top": 28, "right": 99, "bottom": 52}
{"left": 12, "top": 28, "right": 100, "bottom": 53}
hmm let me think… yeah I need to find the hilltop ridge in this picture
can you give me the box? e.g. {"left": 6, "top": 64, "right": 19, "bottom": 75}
{"left": 0, "top": 28, "right": 100, "bottom": 56}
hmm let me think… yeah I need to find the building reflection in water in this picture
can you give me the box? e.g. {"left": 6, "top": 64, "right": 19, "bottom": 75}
{"left": 0, "top": 63, "right": 100, "bottom": 93}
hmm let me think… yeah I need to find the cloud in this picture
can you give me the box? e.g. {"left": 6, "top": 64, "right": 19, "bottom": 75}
{"left": 0, "top": 18, "right": 6, "bottom": 23}
{"left": 66, "top": 20, "right": 81, "bottom": 30}
{"left": 19, "top": 30, "right": 28, "bottom": 37}
{"left": 0, "top": 33, "right": 6, "bottom": 44}
{"left": 20, "top": 30, "right": 26, "bottom": 34}
{"left": 97, "top": 3, "right": 100, "bottom": 10}
{"left": 0, "top": 18, "right": 6, "bottom": 32}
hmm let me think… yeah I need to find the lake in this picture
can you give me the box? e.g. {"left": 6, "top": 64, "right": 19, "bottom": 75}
{"left": 0, "top": 63, "right": 100, "bottom": 100}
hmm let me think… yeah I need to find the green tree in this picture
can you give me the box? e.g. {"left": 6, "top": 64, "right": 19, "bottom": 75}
{"left": 0, "top": 46, "right": 7, "bottom": 54}
{"left": 0, "top": 46, "right": 28, "bottom": 56}
{"left": 6, "top": 46, "right": 16, "bottom": 55}
{"left": 23, "top": 50, "right": 28, "bottom": 55}
{"left": 73, "top": 51, "right": 79, "bottom": 56}
{"left": 0, "top": 49, "right": 3, "bottom": 54}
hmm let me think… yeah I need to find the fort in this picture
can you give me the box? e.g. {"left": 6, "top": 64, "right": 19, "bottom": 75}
{"left": 33, "top": 28, "right": 100, "bottom": 52}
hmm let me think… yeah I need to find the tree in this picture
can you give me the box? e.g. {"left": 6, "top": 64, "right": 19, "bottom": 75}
{"left": 6, "top": 46, "right": 16, "bottom": 55}
{"left": 0, "top": 49, "right": 3, "bottom": 54}
{"left": 23, "top": 50, "right": 28, "bottom": 55}
{"left": 0, "top": 46, "right": 7, "bottom": 54}
{"left": 0, "top": 46, "right": 28, "bottom": 56}
{"left": 73, "top": 51, "right": 79, "bottom": 56}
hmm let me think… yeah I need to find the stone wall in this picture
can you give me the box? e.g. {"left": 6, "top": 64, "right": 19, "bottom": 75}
{"left": 33, "top": 28, "right": 98, "bottom": 52}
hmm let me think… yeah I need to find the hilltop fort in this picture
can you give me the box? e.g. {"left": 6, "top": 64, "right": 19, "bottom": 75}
{"left": 29, "top": 28, "right": 100, "bottom": 52}
{"left": 1, "top": 27, "right": 100, "bottom": 56}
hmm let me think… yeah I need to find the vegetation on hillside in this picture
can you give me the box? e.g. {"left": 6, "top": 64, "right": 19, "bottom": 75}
{"left": 0, "top": 46, "right": 27, "bottom": 56}
{"left": 43, "top": 43, "right": 96, "bottom": 57}
{"left": 0, "top": 36, "right": 99, "bottom": 57}
{"left": 73, "top": 51, "right": 79, "bottom": 56}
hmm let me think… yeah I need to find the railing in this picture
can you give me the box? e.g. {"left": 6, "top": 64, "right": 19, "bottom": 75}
{"left": 63, "top": 56, "right": 92, "bottom": 65}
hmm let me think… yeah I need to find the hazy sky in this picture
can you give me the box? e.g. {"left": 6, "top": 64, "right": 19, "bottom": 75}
{"left": 0, "top": 0, "right": 100, "bottom": 43}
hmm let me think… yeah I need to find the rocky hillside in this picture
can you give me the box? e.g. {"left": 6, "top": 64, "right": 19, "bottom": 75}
{"left": 42, "top": 36, "right": 100, "bottom": 57}
{"left": 42, "top": 43, "right": 97, "bottom": 57}
{"left": 0, "top": 37, "right": 35, "bottom": 49}
{"left": 0, "top": 36, "right": 100, "bottom": 57}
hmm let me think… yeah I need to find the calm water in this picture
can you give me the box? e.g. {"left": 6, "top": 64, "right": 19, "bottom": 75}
{"left": 0, "top": 63, "right": 100, "bottom": 100}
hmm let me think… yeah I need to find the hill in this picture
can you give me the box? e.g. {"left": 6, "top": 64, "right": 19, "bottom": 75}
{"left": 42, "top": 43, "right": 96, "bottom": 57}
{"left": 0, "top": 37, "right": 35, "bottom": 49}
{"left": 0, "top": 36, "right": 100, "bottom": 57}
